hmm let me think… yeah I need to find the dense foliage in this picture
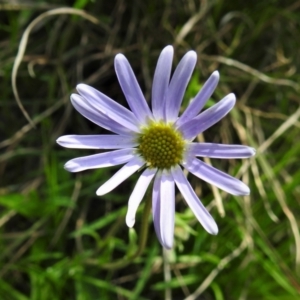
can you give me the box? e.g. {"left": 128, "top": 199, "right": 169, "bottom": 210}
{"left": 0, "top": 0, "right": 300, "bottom": 299}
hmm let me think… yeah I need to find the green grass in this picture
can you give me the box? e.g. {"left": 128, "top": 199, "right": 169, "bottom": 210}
{"left": 0, "top": 0, "right": 300, "bottom": 299}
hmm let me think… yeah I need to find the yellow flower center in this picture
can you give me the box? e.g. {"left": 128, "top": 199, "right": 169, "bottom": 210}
{"left": 137, "top": 122, "right": 185, "bottom": 169}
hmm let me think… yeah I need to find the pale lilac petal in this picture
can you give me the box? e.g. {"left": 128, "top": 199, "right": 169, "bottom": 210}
{"left": 76, "top": 84, "right": 140, "bottom": 133}
{"left": 57, "top": 135, "right": 138, "bottom": 149}
{"left": 183, "top": 157, "right": 250, "bottom": 196}
{"left": 164, "top": 51, "right": 197, "bottom": 122}
{"left": 187, "top": 143, "right": 256, "bottom": 158}
{"left": 159, "top": 171, "right": 175, "bottom": 249}
{"left": 64, "top": 149, "right": 135, "bottom": 172}
{"left": 152, "top": 46, "right": 174, "bottom": 121}
{"left": 114, "top": 54, "right": 153, "bottom": 124}
{"left": 171, "top": 165, "right": 218, "bottom": 234}
{"left": 178, "top": 93, "right": 236, "bottom": 140}
{"left": 126, "top": 168, "right": 157, "bottom": 228}
{"left": 96, "top": 156, "right": 145, "bottom": 196}
{"left": 152, "top": 172, "right": 163, "bottom": 245}
{"left": 71, "top": 94, "right": 133, "bottom": 136}
{"left": 176, "top": 71, "right": 220, "bottom": 127}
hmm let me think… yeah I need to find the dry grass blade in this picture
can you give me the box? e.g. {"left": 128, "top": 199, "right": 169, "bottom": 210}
{"left": 11, "top": 7, "right": 99, "bottom": 127}
{"left": 184, "top": 239, "right": 248, "bottom": 299}
{"left": 257, "top": 154, "right": 300, "bottom": 271}
{"left": 175, "top": 0, "right": 210, "bottom": 45}
{"left": 259, "top": 106, "right": 300, "bottom": 154}
{"left": 50, "top": 179, "right": 82, "bottom": 247}
{"left": 0, "top": 1, "right": 58, "bottom": 10}
{"left": 201, "top": 54, "right": 300, "bottom": 91}
{"left": 251, "top": 158, "right": 279, "bottom": 223}
{"left": 0, "top": 94, "right": 68, "bottom": 149}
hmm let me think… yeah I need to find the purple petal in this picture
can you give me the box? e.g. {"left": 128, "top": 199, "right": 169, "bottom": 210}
{"left": 152, "top": 46, "right": 174, "bottom": 121}
{"left": 114, "top": 54, "right": 153, "bottom": 124}
{"left": 96, "top": 156, "right": 145, "bottom": 196}
{"left": 159, "top": 171, "right": 175, "bottom": 249}
{"left": 76, "top": 84, "right": 140, "bottom": 133}
{"left": 176, "top": 71, "right": 220, "bottom": 127}
{"left": 171, "top": 165, "right": 218, "bottom": 235}
{"left": 183, "top": 157, "right": 250, "bottom": 196}
{"left": 152, "top": 171, "right": 175, "bottom": 249}
{"left": 126, "top": 168, "right": 157, "bottom": 228}
{"left": 152, "top": 172, "right": 163, "bottom": 245}
{"left": 64, "top": 149, "right": 136, "bottom": 172}
{"left": 164, "top": 51, "right": 197, "bottom": 122}
{"left": 71, "top": 94, "right": 132, "bottom": 136}
{"left": 178, "top": 93, "right": 236, "bottom": 140}
{"left": 57, "top": 135, "right": 138, "bottom": 149}
{"left": 187, "top": 143, "right": 256, "bottom": 158}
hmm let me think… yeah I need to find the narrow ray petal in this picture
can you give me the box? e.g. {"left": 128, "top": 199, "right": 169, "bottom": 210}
{"left": 187, "top": 143, "right": 256, "bottom": 158}
{"left": 126, "top": 168, "right": 157, "bottom": 228}
{"left": 176, "top": 71, "right": 220, "bottom": 127}
{"left": 152, "top": 172, "right": 163, "bottom": 245}
{"left": 159, "top": 171, "right": 175, "bottom": 249}
{"left": 76, "top": 84, "right": 140, "bottom": 133}
{"left": 183, "top": 157, "right": 250, "bottom": 195}
{"left": 152, "top": 46, "right": 174, "bottom": 121}
{"left": 164, "top": 51, "right": 197, "bottom": 122}
{"left": 114, "top": 54, "right": 153, "bottom": 124}
{"left": 96, "top": 156, "right": 145, "bottom": 196}
{"left": 178, "top": 93, "right": 236, "bottom": 140}
{"left": 172, "top": 165, "right": 218, "bottom": 234}
{"left": 57, "top": 135, "right": 138, "bottom": 149}
{"left": 64, "top": 149, "right": 136, "bottom": 172}
{"left": 71, "top": 94, "right": 133, "bottom": 136}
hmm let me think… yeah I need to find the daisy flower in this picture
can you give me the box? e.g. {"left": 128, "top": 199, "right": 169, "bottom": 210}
{"left": 57, "top": 46, "right": 255, "bottom": 249}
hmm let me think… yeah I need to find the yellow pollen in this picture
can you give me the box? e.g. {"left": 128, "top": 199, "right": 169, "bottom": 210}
{"left": 137, "top": 122, "right": 185, "bottom": 169}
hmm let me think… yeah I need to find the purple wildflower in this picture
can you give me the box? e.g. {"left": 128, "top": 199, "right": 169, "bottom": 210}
{"left": 57, "top": 46, "right": 255, "bottom": 249}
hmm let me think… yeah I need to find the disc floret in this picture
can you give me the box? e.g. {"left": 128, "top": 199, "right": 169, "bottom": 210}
{"left": 138, "top": 122, "right": 185, "bottom": 169}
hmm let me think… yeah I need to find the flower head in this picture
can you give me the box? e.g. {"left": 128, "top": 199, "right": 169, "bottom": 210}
{"left": 57, "top": 46, "right": 255, "bottom": 249}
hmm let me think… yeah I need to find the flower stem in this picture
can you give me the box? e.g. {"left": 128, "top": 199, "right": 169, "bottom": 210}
{"left": 135, "top": 191, "right": 151, "bottom": 256}
{"left": 101, "top": 193, "right": 152, "bottom": 270}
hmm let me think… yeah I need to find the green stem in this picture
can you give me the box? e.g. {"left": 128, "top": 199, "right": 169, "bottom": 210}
{"left": 101, "top": 194, "right": 152, "bottom": 270}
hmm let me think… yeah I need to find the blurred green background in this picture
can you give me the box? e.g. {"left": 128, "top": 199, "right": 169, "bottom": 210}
{"left": 1, "top": 0, "right": 300, "bottom": 299}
